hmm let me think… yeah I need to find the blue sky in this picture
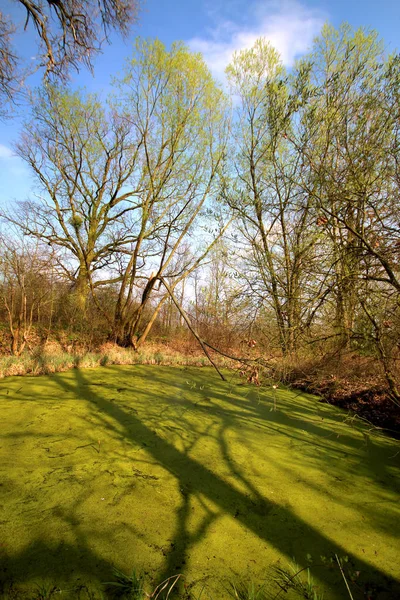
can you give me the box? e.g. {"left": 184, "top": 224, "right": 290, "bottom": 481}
{"left": 1, "top": 0, "right": 399, "bottom": 207}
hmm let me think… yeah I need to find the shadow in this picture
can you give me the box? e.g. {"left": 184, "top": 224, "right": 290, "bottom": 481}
{"left": 1, "top": 365, "right": 399, "bottom": 599}
{"left": 1, "top": 540, "right": 115, "bottom": 597}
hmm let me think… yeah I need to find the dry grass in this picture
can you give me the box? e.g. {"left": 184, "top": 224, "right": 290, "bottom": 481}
{"left": 0, "top": 342, "right": 221, "bottom": 379}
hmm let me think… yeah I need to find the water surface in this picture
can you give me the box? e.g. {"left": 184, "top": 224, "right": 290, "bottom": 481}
{"left": 1, "top": 365, "right": 399, "bottom": 598}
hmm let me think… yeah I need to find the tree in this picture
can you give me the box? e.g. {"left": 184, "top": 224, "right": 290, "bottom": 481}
{"left": 288, "top": 24, "right": 400, "bottom": 398}
{"left": 288, "top": 25, "right": 398, "bottom": 346}
{"left": 302, "top": 25, "right": 400, "bottom": 292}
{"left": 0, "top": 0, "right": 139, "bottom": 113}
{"left": 0, "top": 236, "right": 54, "bottom": 355}
{"left": 3, "top": 85, "right": 144, "bottom": 310}
{"left": 225, "top": 39, "right": 322, "bottom": 355}
{"left": 3, "top": 40, "right": 230, "bottom": 348}
{"left": 109, "top": 39, "right": 230, "bottom": 346}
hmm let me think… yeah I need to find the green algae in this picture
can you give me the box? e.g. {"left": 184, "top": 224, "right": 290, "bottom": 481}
{"left": 0, "top": 365, "right": 399, "bottom": 599}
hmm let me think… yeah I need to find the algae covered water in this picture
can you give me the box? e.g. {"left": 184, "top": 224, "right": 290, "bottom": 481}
{"left": 0, "top": 365, "right": 399, "bottom": 599}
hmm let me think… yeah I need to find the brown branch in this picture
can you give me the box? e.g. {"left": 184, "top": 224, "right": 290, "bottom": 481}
{"left": 159, "top": 276, "right": 227, "bottom": 382}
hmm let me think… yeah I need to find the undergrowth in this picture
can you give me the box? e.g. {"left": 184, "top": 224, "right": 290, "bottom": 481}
{"left": 0, "top": 344, "right": 216, "bottom": 379}
{"left": 0, "top": 557, "right": 361, "bottom": 600}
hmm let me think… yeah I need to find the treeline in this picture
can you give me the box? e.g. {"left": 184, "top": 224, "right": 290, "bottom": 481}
{"left": 0, "top": 25, "right": 399, "bottom": 402}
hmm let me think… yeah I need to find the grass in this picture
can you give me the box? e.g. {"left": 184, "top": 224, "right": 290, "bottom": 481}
{"left": 228, "top": 580, "right": 268, "bottom": 599}
{"left": 0, "top": 343, "right": 223, "bottom": 379}
{"left": 104, "top": 568, "right": 145, "bottom": 599}
{"left": 32, "top": 582, "right": 59, "bottom": 600}
{"left": 0, "top": 365, "right": 399, "bottom": 599}
{"left": 273, "top": 561, "right": 325, "bottom": 600}
{"left": 0, "top": 559, "right": 384, "bottom": 600}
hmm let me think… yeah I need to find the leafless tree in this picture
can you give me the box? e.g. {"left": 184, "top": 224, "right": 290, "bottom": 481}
{"left": 0, "top": 0, "right": 139, "bottom": 112}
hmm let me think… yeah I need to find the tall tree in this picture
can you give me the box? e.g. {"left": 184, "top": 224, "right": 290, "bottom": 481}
{"left": 110, "top": 39, "right": 229, "bottom": 345}
{"left": 226, "top": 39, "right": 322, "bottom": 355}
{"left": 3, "top": 85, "right": 144, "bottom": 310}
{"left": 289, "top": 24, "right": 400, "bottom": 398}
{"left": 3, "top": 40, "right": 229, "bottom": 347}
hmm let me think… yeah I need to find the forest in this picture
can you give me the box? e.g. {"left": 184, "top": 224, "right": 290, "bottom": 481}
{"left": 0, "top": 2, "right": 399, "bottom": 599}
{"left": 1, "top": 23, "right": 399, "bottom": 422}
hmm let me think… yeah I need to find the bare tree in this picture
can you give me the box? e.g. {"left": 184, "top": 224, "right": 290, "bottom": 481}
{"left": 225, "top": 40, "right": 323, "bottom": 355}
{"left": 3, "top": 40, "right": 230, "bottom": 348}
{"left": 0, "top": 237, "right": 54, "bottom": 355}
{"left": 108, "top": 40, "right": 229, "bottom": 346}
{"left": 0, "top": 11, "right": 17, "bottom": 114}
{"left": 0, "top": 0, "right": 139, "bottom": 111}
{"left": 286, "top": 24, "right": 400, "bottom": 398}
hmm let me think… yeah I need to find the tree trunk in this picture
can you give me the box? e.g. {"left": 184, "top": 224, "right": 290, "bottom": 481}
{"left": 73, "top": 263, "right": 90, "bottom": 312}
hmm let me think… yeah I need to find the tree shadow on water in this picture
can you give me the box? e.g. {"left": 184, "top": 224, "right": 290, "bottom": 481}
{"left": 2, "top": 366, "right": 400, "bottom": 599}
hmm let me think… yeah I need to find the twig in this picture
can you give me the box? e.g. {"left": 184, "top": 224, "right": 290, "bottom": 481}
{"left": 335, "top": 554, "right": 354, "bottom": 600}
{"left": 150, "top": 574, "right": 181, "bottom": 599}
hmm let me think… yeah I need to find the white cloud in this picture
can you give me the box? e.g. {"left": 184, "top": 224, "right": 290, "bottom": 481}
{"left": 188, "top": 0, "right": 326, "bottom": 81}
{"left": 0, "top": 144, "right": 15, "bottom": 160}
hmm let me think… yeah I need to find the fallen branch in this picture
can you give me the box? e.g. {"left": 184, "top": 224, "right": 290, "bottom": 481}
{"left": 159, "top": 276, "right": 275, "bottom": 384}
{"left": 159, "top": 276, "right": 227, "bottom": 381}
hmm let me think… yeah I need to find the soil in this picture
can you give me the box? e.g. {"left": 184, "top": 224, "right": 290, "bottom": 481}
{"left": 293, "top": 378, "right": 400, "bottom": 438}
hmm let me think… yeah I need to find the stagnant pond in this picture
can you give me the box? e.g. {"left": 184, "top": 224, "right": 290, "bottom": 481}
{"left": 1, "top": 365, "right": 399, "bottom": 599}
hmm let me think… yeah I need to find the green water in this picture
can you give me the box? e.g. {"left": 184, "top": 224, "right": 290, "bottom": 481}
{"left": 0, "top": 365, "right": 399, "bottom": 599}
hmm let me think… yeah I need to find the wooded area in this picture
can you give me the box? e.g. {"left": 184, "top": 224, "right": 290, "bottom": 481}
{"left": 1, "top": 24, "right": 399, "bottom": 410}
{"left": 1, "top": 7, "right": 400, "bottom": 599}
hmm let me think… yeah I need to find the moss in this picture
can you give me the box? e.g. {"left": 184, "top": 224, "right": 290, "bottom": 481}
{"left": 0, "top": 366, "right": 399, "bottom": 599}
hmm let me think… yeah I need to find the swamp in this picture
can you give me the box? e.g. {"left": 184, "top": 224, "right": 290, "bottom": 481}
{"left": 1, "top": 2, "right": 400, "bottom": 599}
{"left": 1, "top": 366, "right": 399, "bottom": 598}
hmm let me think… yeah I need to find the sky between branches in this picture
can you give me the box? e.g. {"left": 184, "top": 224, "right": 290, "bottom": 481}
{"left": 0, "top": 0, "right": 399, "bottom": 208}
